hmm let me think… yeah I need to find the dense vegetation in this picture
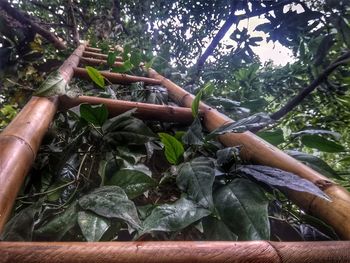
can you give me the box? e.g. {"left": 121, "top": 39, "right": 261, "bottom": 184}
{"left": 0, "top": 0, "right": 349, "bottom": 242}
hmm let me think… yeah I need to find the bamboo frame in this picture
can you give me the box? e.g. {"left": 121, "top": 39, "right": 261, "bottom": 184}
{"left": 82, "top": 51, "right": 122, "bottom": 61}
{"left": 0, "top": 42, "right": 87, "bottom": 231}
{"left": 80, "top": 57, "right": 124, "bottom": 67}
{"left": 1, "top": 241, "right": 349, "bottom": 263}
{"left": 59, "top": 95, "right": 196, "bottom": 124}
{"left": 147, "top": 68, "right": 350, "bottom": 240}
{"left": 73, "top": 67, "right": 162, "bottom": 85}
{"left": 1, "top": 44, "right": 350, "bottom": 262}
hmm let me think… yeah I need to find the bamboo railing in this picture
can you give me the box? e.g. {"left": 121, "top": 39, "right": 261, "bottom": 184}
{"left": 0, "top": 43, "right": 350, "bottom": 262}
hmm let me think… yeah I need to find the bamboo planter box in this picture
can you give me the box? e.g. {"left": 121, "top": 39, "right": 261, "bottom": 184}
{"left": 1, "top": 43, "right": 350, "bottom": 263}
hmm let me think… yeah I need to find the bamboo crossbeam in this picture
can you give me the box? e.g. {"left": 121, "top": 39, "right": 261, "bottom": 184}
{"left": 85, "top": 46, "right": 102, "bottom": 53}
{"left": 82, "top": 51, "right": 123, "bottom": 61}
{"left": 59, "top": 96, "right": 196, "bottom": 124}
{"left": 80, "top": 57, "right": 124, "bottom": 67}
{"left": 73, "top": 67, "right": 162, "bottom": 85}
{"left": 147, "top": 68, "right": 350, "bottom": 240}
{"left": 0, "top": 42, "right": 88, "bottom": 233}
{"left": 0, "top": 241, "right": 349, "bottom": 263}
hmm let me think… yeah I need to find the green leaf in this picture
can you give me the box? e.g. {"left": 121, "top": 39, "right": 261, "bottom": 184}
{"left": 301, "top": 135, "right": 345, "bottom": 152}
{"left": 286, "top": 150, "right": 343, "bottom": 180}
{"left": 80, "top": 103, "right": 108, "bottom": 127}
{"left": 208, "top": 113, "right": 273, "bottom": 138}
{"left": 192, "top": 82, "right": 214, "bottom": 117}
{"left": 158, "top": 132, "right": 184, "bottom": 165}
{"left": 206, "top": 97, "right": 240, "bottom": 110}
{"left": 177, "top": 157, "right": 215, "bottom": 209}
{"left": 214, "top": 178, "right": 270, "bottom": 240}
{"left": 34, "top": 70, "right": 68, "bottom": 97}
{"left": 130, "top": 50, "right": 142, "bottom": 67}
{"left": 123, "top": 43, "right": 131, "bottom": 61}
{"left": 1, "top": 201, "right": 42, "bottom": 241}
{"left": 216, "top": 147, "right": 240, "bottom": 166}
{"left": 79, "top": 186, "right": 141, "bottom": 229}
{"left": 145, "top": 56, "right": 157, "bottom": 70}
{"left": 85, "top": 66, "right": 105, "bottom": 89}
{"left": 111, "top": 60, "right": 134, "bottom": 73}
{"left": 106, "top": 168, "right": 157, "bottom": 199}
{"left": 202, "top": 216, "right": 238, "bottom": 241}
{"left": 182, "top": 117, "right": 203, "bottom": 145}
{"left": 237, "top": 165, "right": 330, "bottom": 201}
{"left": 78, "top": 211, "right": 110, "bottom": 242}
{"left": 141, "top": 197, "right": 211, "bottom": 234}
{"left": 107, "top": 51, "right": 117, "bottom": 66}
{"left": 102, "top": 109, "right": 156, "bottom": 145}
{"left": 292, "top": 129, "right": 341, "bottom": 140}
{"left": 257, "top": 129, "right": 285, "bottom": 146}
{"left": 35, "top": 201, "right": 78, "bottom": 240}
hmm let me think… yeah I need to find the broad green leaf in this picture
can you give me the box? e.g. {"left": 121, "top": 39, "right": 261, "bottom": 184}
{"left": 301, "top": 135, "right": 345, "bottom": 152}
{"left": 237, "top": 165, "right": 330, "bottom": 201}
{"left": 158, "top": 133, "right": 184, "bottom": 165}
{"left": 177, "top": 157, "right": 215, "bottom": 209}
{"left": 106, "top": 168, "right": 157, "bottom": 199}
{"left": 34, "top": 70, "right": 68, "bottom": 97}
{"left": 130, "top": 50, "right": 142, "bottom": 67}
{"left": 182, "top": 117, "right": 203, "bottom": 145}
{"left": 257, "top": 129, "right": 284, "bottom": 146}
{"left": 79, "top": 186, "right": 141, "bottom": 229}
{"left": 35, "top": 201, "right": 78, "bottom": 240}
{"left": 85, "top": 66, "right": 105, "bottom": 89}
{"left": 102, "top": 109, "right": 156, "bottom": 145}
{"left": 202, "top": 216, "right": 238, "bottom": 241}
{"left": 216, "top": 147, "right": 240, "bottom": 166}
{"left": 214, "top": 178, "right": 269, "bottom": 240}
{"left": 1, "top": 201, "right": 42, "bottom": 241}
{"left": 206, "top": 97, "right": 240, "bottom": 110}
{"left": 111, "top": 60, "right": 134, "bottom": 73}
{"left": 123, "top": 43, "right": 131, "bottom": 60}
{"left": 292, "top": 129, "right": 341, "bottom": 140}
{"left": 286, "top": 150, "right": 343, "bottom": 180}
{"left": 80, "top": 103, "right": 108, "bottom": 127}
{"left": 78, "top": 211, "right": 110, "bottom": 242}
{"left": 191, "top": 82, "right": 214, "bottom": 117}
{"left": 208, "top": 113, "right": 273, "bottom": 138}
{"left": 145, "top": 56, "right": 157, "bottom": 70}
{"left": 141, "top": 197, "right": 211, "bottom": 234}
{"left": 107, "top": 51, "right": 117, "bottom": 66}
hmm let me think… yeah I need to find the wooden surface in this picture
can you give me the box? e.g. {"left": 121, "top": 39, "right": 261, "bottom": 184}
{"left": 74, "top": 67, "right": 162, "bottom": 85}
{"left": 59, "top": 95, "right": 196, "bottom": 124}
{"left": 0, "top": 241, "right": 349, "bottom": 263}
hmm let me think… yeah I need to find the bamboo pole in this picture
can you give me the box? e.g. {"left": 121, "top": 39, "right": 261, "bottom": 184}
{"left": 0, "top": 42, "right": 87, "bottom": 233}
{"left": 73, "top": 67, "right": 162, "bottom": 85}
{"left": 82, "top": 51, "right": 123, "bottom": 61}
{"left": 0, "top": 241, "right": 349, "bottom": 263}
{"left": 147, "top": 68, "right": 350, "bottom": 240}
{"left": 59, "top": 96, "right": 196, "bottom": 124}
{"left": 85, "top": 46, "right": 102, "bottom": 53}
{"left": 80, "top": 57, "right": 124, "bottom": 67}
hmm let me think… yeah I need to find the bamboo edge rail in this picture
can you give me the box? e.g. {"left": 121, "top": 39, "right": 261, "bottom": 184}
{"left": 1, "top": 241, "right": 350, "bottom": 263}
{"left": 0, "top": 42, "right": 87, "bottom": 231}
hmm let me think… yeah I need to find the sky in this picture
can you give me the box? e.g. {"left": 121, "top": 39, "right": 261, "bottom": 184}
{"left": 220, "top": 3, "right": 305, "bottom": 66}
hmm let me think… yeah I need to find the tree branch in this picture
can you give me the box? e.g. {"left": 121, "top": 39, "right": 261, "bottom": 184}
{"left": 0, "top": 0, "right": 66, "bottom": 49}
{"left": 270, "top": 51, "right": 350, "bottom": 120}
{"left": 67, "top": 0, "right": 80, "bottom": 45}
{"left": 113, "top": 0, "right": 129, "bottom": 35}
{"left": 195, "top": 0, "right": 297, "bottom": 73}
